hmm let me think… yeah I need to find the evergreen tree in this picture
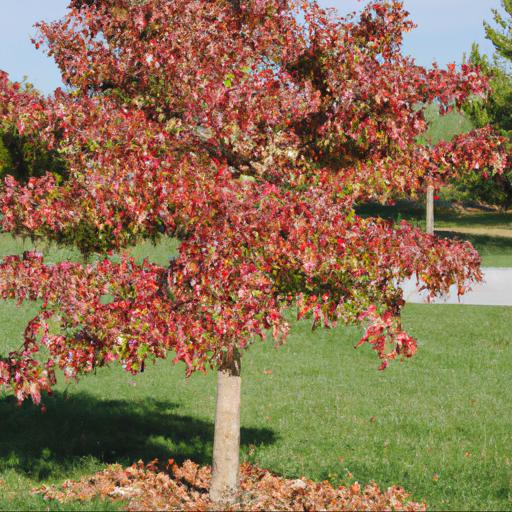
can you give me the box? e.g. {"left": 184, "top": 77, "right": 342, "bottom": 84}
{"left": 485, "top": 0, "right": 512, "bottom": 61}
{"left": 459, "top": 6, "right": 512, "bottom": 211}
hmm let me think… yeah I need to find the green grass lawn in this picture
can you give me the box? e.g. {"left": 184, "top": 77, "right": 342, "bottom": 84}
{"left": 0, "top": 304, "right": 511, "bottom": 511}
{"left": 415, "top": 105, "right": 512, "bottom": 266}
{"left": 357, "top": 104, "right": 512, "bottom": 268}
{"left": 357, "top": 201, "right": 512, "bottom": 267}
{"left": 0, "top": 236, "right": 510, "bottom": 510}
{"left": 0, "top": 237, "right": 510, "bottom": 509}
{"left": 419, "top": 103, "right": 474, "bottom": 146}
{"left": 2, "top": 103, "right": 507, "bottom": 510}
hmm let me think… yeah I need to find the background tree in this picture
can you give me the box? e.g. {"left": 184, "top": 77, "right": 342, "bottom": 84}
{"left": 0, "top": 0, "right": 507, "bottom": 504}
{"left": 484, "top": 0, "right": 512, "bottom": 60}
{"left": 0, "top": 81, "right": 66, "bottom": 183}
{"left": 0, "top": 128, "right": 66, "bottom": 182}
{"left": 458, "top": 1, "right": 512, "bottom": 210}
{"left": 0, "top": 137, "right": 12, "bottom": 172}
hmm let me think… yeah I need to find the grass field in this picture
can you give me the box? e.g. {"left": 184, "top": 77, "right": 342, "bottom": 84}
{"left": 357, "top": 201, "right": 512, "bottom": 267}
{"left": 419, "top": 103, "right": 474, "bottom": 146}
{"left": 408, "top": 105, "right": 512, "bottom": 266}
{"left": 0, "top": 236, "right": 510, "bottom": 510}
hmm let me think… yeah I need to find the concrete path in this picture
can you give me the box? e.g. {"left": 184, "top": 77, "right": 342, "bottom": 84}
{"left": 402, "top": 268, "right": 512, "bottom": 306}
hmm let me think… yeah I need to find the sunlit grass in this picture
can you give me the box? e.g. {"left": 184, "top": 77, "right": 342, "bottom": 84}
{"left": 357, "top": 202, "right": 512, "bottom": 267}
{"left": 0, "top": 235, "right": 510, "bottom": 510}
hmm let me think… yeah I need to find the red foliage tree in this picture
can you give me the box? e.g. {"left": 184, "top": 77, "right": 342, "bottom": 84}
{"left": 0, "top": 0, "right": 507, "bottom": 503}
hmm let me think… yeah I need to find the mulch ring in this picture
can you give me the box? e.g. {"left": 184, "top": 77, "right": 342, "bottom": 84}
{"left": 32, "top": 459, "right": 427, "bottom": 511}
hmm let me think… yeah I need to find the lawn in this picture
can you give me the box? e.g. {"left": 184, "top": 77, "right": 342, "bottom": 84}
{"left": 358, "top": 104, "right": 512, "bottom": 268}
{"left": 419, "top": 103, "right": 474, "bottom": 146}
{"left": 0, "top": 236, "right": 510, "bottom": 510}
{"left": 357, "top": 201, "right": 512, "bottom": 267}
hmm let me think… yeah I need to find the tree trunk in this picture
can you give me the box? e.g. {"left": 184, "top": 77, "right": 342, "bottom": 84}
{"left": 210, "top": 351, "right": 241, "bottom": 504}
{"left": 426, "top": 184, "right": 434, "bottom": 235}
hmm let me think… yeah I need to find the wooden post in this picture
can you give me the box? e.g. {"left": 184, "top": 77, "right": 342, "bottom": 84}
{"left": 426, "top": 184, "right": 434, "bottom": 235}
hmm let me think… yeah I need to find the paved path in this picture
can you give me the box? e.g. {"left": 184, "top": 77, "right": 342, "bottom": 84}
{"left": 402, "top": 268, "right": 512, "bottom": 306}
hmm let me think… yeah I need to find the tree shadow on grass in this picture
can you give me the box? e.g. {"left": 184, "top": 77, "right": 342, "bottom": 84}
{"left": 356, "top": 201, "right": 425, "bottom": 223}
{"left": 356, "top": 201, "right": 512, "bottom": 227}
{"left": 435, "top": 211, "right": 512, "bottom": 227}
{"left": 0, "top": 392, "right": 276, "bottom": 480}
{"left": 436, "top": 230, "right": 512, "bottom": 255}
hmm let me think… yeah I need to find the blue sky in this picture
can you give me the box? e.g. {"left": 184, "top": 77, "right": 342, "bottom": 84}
{"left": 0, "top": 0, "right": 503, "bottom": 94}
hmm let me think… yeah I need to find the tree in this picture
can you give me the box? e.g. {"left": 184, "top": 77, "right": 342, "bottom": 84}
{"left": 484, "top": 0, "right": 512, "bottom": 61}
{"left": 458, "top": 1, "right": 512, "bottom": 210}
{"left": 0, "top": 81, "right": 67, "bottom": 183}
{"left": 0, "top": 0, "right": 507, "bottom": 504}
{"left": 0, "top": 137, "right": 12, "bottom": 172}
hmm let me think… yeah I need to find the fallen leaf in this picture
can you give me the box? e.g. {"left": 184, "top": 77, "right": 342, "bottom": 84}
{"left": 32, "top": 459, "right": 427, "bottom": 511}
